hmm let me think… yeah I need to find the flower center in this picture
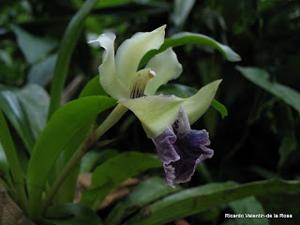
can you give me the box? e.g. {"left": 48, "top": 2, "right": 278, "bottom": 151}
{"left": 130, "top": 69, "right": 156, "bottom": 98}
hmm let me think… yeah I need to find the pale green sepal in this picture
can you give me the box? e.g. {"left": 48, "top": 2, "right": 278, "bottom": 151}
{"left": 183, "top": 79, "right": 222, "bottom": 124}
{"left": 90, "top": 33, "right": 129, "bottom": 99}
{"left": 120, "top": 95, "right": 184, "bottom": 137}
{"left": 115, "top": 25, "right": 166, "bottom": 87}
{"left": 145, "top": 48, "right": 182, "bottom": 95}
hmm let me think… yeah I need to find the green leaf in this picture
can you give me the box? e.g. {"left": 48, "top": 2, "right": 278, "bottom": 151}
{"left": 123, "top": 179, "right": 300, "bottom": 225}
{"left": 237, "top": 66, "right": 300, "bottom": 113}
{"left": 0, "top": 143, "right": 9, "bottom": 178}
{"left": 275, "top": 105, "right": 297, "bottom": 168}
{"left": 0, "top": 111, "right": 27, "bottom": 209}
{"left": 53, "top": 150, "right": 118, "bottom": 204}
{"left": 53, "top": 164, "right": 80, "bottom": 205}
{"left": 212, "top": 99, "right": 228, "bottom": 119}
{"left": 27, "top": 54, "right": 57, "bottom": 86}
{"left": 141, "top": 32, "right": 241, "bottom": 66}
{"left": 48, "top": 0, "right": 99, "bottom": 118}
{"left": 46, "top": 203, "right": 103, "bottom": 225}
{"left": 0, "top": 143, "right": 14, "bottom": 192}
{"left": 229, "top": 197, "right": 269, "bottom": 225}
{"left": 16, "top": 85, "right": 49, "bottom": 140}
{"left": 171, "top": 0, "right": 196, "bottom": 27}
{"left": 81, "top": 152, "right": 161, "bottom": 209}
{"left": 80, "top": 149, "right": 118, "bottom": 173}
{"left": 106, "top": 177, "right": 181, "bottom": 225}
{"left": 94, "top": 0, "right": 133, "bottom": 8}
{"left": 0, "top": 49, "right": 12, "bottom": 66}
{"left": 278, "top": 136, "right": 297, "bottom": 168}
{"left": 0, "top": 85, "right": 35, "bottom": 151}
{"left": 0, "top": 85, "right": 49, "bottom": 152}
{"left": 26, "top": 96, "right": 115, "bottom": 217}
{"left": 11, "top": 26, "right": 56, "bottom": 64}
{"left": 79, "top": 76, "right": 108, "bottom": 98}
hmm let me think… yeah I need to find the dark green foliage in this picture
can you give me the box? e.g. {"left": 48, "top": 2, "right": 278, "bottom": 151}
{"left": 81, "top": 152, "right": 161, "bottom": 209}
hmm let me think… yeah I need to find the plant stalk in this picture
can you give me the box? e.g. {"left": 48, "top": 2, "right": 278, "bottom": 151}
{"left": 41, "top": 104, "right": 128, "bottom": 215}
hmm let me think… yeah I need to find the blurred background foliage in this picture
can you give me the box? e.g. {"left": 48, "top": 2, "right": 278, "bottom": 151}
{"left": 0, "top": 0, "right": 300, "bottom": 224}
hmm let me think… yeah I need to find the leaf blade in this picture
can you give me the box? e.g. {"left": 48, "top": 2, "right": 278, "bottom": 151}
{"left": 26, "top": 96, "right": 115, "bottom": 217}
{"left": 106, "top": 177, "right": 181, "bottom": 225}
{"left": 141, "top": 32, "right": 241, "bottom": 66}
{"left": 237, "top": 66, "right": 300, "bottom": 113}
{"left": 11, "top": 25, "right": 56, "bottom": 64}
{"left": 81, "top": 152, "right": 161, "bottom": 209}
{"left": 79, "top": 76, "right": 108, "bottom": 98}
{"left": 123, "top": 179, "right": 300, "bottom": 225}
{"left": 0, "top": 86, "right": 36, "bottom": 152}
{"left": 0, "top": 111, "right": 27, "bottom": 208}
{"left": 48, "top": 0, "right": 99, "bottom": 118}
{"left": 229, "top": 197, "right": 269, "bottom": 225}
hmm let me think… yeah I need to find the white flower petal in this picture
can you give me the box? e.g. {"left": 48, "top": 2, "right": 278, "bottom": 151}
{"left": 120, "top": 95, "right": 184, "bottom": 138}
{"left": 144, "top": 48, "right": 182, "bottom": 95}
{"left": 183, "top": 80, "right": 222, "bottom": 124}
{"left": 91, "top": 33, "right": 129, "bottom": 99}
{"left": 115, "top": 25, "right": 166, "bottom": 87}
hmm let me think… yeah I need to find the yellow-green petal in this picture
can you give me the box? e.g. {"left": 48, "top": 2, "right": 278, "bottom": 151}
{"left": 90, "top": 33, "right": 129, "bottom": 99}
{"left": 115, "top": 25, "right": 166, "bottom": 87}
{"left": 120, "top": 95, "right": 184, "bottom": 137}
{"left": 144, "top": 48, "right": 182, "bottom": 95}
{"left": 183, "top": 79, "right": 222, "bottom": 124}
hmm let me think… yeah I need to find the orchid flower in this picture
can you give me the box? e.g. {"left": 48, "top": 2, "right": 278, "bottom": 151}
{"left": 91, "top": 25, "right": 221, "bottom": 186}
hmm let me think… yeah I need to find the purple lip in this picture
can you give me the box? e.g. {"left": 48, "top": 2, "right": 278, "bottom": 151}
{"left": 152, "top": 109, "right": 214, "bottom": 186}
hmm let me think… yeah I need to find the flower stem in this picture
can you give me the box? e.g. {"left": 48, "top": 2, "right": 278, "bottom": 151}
{"left": 95, "top": 104, "right": 128, "bottom": 138}
{"left": 41, "top": 104, "right": 128, "bottom": 215}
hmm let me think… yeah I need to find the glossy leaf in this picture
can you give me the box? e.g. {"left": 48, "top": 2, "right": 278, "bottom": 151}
{"left": 0, "top": 111, "right": 27, "bottom": 208}
{"left": 27, "top": 96, "right": 115, "bottom": 217}
{"left": 28, "top": 54, "right": 57, "bottom": 86}
{"left": 48, "top": 0, "right": 99, "bottom": 118}
{"left": 0, "top": 85, "right": 49, "bottom": 152}
{"left": 0, "top": 86, "right": 35, "bottom": 151}
{"left": 229, "top": 197, "right": 269, "bottom": 225}
{"left": 94, "top": 0, "right": 134, "bottom": 8}
{"left": 237, "top": 66, "right": 300, "bottom": 113}
{"left": 0, "top": 144, "right": 9, "bottom": 179}
{"left": 276, "top": 105, "right": 297, "bottom": 168}
{"left": 0, "top": 88, "right": 34, "bottom": 152}
{"left": 46, "top": 203, "right": 103, "bottom": 225}
{"left": 11, "top": 26, "right": 56, "bottom": 64}
{"left": 211, "top": 99, "right": 228, "bottom": 118}
{"left": 123, "top": 179, "right": 300, "bottom": 225}
{"left": 80, "top": 149, "right": 118, "bottom": 173}
{"left": 106, "top": 177, "right": 181, "bottom": 225}
{"left": 79, "top": 76, "right": 108, "bottom": 98}
{"left": 52, "top": 162, "right": 80, "bottom": 205}
{"left": 81, "top": 152, "right": 161, "bottom": 209}
{"left": 16, "top": 85, "right": 49, "bottom": 140}
{"left": 141, "top": 32, "right": 241, "bottom": 66}
{"left": 171, "top": 0, "right": 196, "bottom": 27}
